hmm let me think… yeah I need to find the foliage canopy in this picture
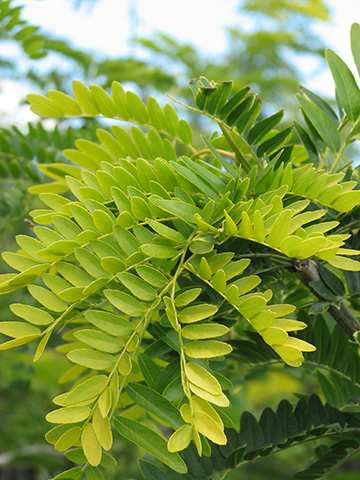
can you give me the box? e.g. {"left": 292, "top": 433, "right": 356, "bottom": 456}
{"left": 1, "top": 4, "right": 360, "bottom": 480}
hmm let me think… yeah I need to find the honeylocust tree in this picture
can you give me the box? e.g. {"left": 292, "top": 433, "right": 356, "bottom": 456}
{"left": 1, "top": 22, "right": 360, "bottom": 480}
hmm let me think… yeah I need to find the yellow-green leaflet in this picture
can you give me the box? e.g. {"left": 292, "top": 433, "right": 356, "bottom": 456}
{"left": 85, "top": 310, "right": 134, "bottom": 336}
{"left": 211, "top": 270, "right": 227, "bottom": 292}
{"left": 46, "top": 406, "right": 91, "bottom": 424}
{"left": 193, "top": 411, "right": 227, "bottom": 445}
{"left": 267, "top": 209, "right": 292, "bottom": 248}
{"left": 117, "top": 272, "right": 157, "bottom": 301}
{"left": 178, "top": 304, "right": 218, "bottom": 324}
{"left": 98, "top": 387, "right": 112, "bottom": 418}
{"left": 175, "top": 288, "right": 202, "bottom": 307}
{"left": 185, "top": 363, "right": 222, "bottom": 394}
{"left": 63, "top": 375, "right": 108, "bottom": 405}
{"left": 0, "top": 321, "right": 41, "bottom": 338}
{"left": 224, "top": 210, "right": 238, "bottom": 236}
{"left": 67, "top": 349, "right": 115, "bottom": 370}
{"left": 191, "top": 395, "right": 223, "bottom": 427}
{"left": 54, "top": 427, "right": 81, "bottom": 452}
{"left": 82, "top": 424, "right": 102, "bottom": 466}
{"left": 328, "top": 255, "right": 360, "bottom": 271}
{"left": 181, "top": 323, "right": 229, "bottom": 340}
{"left": 104, "top": 289, "right": 146, "bottom": 316}
{"left": 28, "top": 285, "right": 68, "bottom": 312}
{"left": 184, "top": 340, "right": 232, "bottom": 358}
{"left": 180, "top": 404, "right": 192, "bottom": 423}
{"left": 189, "top": 383, "right": 230, "bottom": 407}
{"left": 118, "top": 352, "right": 132, "bottom": 376}
{"left": 167, "top": 424, "right": 192, "bottom": 452}
{"left": 261, "top": 326, "right": 289, "bottom": 346}
{"left": 0, "top": 334, "right": 41, "bottom": 351}
{"left": 93, "top": 407, "right": 113, "bottom": 451}
{"left": 73, "top": 329, "right": 124, "bottom": 353}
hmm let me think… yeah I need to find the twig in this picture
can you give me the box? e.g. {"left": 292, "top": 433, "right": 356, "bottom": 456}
{"left": 293, "top": 258, "right": 360, "bottom": 340}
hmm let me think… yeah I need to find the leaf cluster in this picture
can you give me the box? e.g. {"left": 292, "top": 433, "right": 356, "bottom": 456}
{"left": 1, "top": 18, "right": 360, "bottom": 480}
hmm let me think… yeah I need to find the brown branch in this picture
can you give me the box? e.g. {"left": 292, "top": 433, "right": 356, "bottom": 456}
{"left": 293, "top": 258, "right": 360, "bottom": 340}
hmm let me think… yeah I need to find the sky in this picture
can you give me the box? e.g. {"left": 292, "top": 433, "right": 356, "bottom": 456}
{"left": 2, "top": 0, "right": 360, "bottom": 123}
{"left": 18, "top": 0, "right": 360, "bottom": 88}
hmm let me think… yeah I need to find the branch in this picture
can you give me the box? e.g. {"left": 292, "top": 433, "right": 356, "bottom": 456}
{"left": 293, "top": 258, "right": 360, "bottom": 340}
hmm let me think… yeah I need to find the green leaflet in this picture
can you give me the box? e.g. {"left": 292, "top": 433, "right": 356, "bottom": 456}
{"left": 330, "top": 190, "right": 360, "bottom": 212}
{"left": 28, "top": 285, "right": 68, "bottom": 312}
{"left": 10, "top": 303, "right": 53, "bottom": 325}
{"left": 326, "top": 49, "right": 360, "bottom": 123}
{"left": 27, "top": 93, "right": 64, "bottom": 118}
{"left": 178, "top": 304, "right": 218, "bottom": 324}
{"left": 238, "top": 294, "right": 267, "bottom": 318}
{"left": 74, "top": 248, "right": 109, "bottom": 278}
{"left": 104, "top": 289, "right": 146, "bottom": 316}
{"left": 91, "top": 85, "right": 117, "bottom": 117}
{"left": 351, "top": 23, "right": 360, "bottom": 77}
{"left": 118, "top": 351, "right": 132, "bottom": 376}
{"left": 67, "top": 349, "right": 115, "bottom": 370}
{"left": 147, "top": 96, "right": 165, "bottom": 130}
{"left": 72, "top": 80, "right": 99, "bottom": 115}
{"left": 86, "top": 467, "right": 105, "bottom": 480}
{"left": 47, "top": 90, "right": 82, "bottom": 116}
{"left": 135, "top": 265, "right": 168, "bottom": 288}
{"left": 181, "top": 323, "right": 229, "bottom": 340}
{"left": 267, "top": 209, "right": 292, "bottom": 248}
{"left": 117, "top": 272, "right": 157, "bottom": 301}
{"left": 154, "top": 199, "right": 201, "bottom": 224}
{"left": 141, "top": 244, "right": 178, "bottom": 259}
{"left": 0, "top": 321, "right": 41, "bottom": 338}
{"left": 138, "top": 353, "right": 160, "bottom": 388}
{"left": 296, "top": 95, "right": 341, "bottom": 152}
{"left": 113, "top": 417, "right": 187, "bottom": 474}
{"left": 248, "top": 110, "right": 284, "bottom": 145}
{"left": 211, "top": 270, "right": 227, "bottom": 292}
{"left": 74, "top": 329, "right": 124, "bottom": 353}
{"left": 2, "top": 252, "right": 38, "bottom": 272}
{"left": 0, "top": 334, "right": 41, "bottom": 351}
{"left": 146, "top": 218, "right": 187, "bottom": 243}
{"left": 171, "top": 161, "right": 220, "bottom": 201}
{"left": 175, "top": 288, "right": 202, "bottom": 307}
{"left": 127, "top": 383, "right": 183, "bottom": 429}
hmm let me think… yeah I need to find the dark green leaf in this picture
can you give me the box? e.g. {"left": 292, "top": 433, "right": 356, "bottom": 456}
{"left": 256, "top": 126, "right": 293, "bottom": 157}
{"left": 296, "top": 95, "right": 341, "bottom": 153}
{"left": 326, "top": 49, "right": 360, "bottom": 123}
{"left": 114, "top": 417, "right": 187, "bottom": 473}
{"left": 309, "top": 281, "right": 338, "bottom": 302}
{"left": 317, "top": 264, "right": 345, "bottom": 297}
{"left": 127, "top": 383, "right": 183, "bottom": 429}
{"left": 138, "top": 353, "right": 161, "bottom": 388}
{"left": 248, "top": 110, "right": 284, "bottom": 145}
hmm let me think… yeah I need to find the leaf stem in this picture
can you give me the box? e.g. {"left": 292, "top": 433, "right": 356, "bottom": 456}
{"left": 328, "top": 140, "right": 348, "bottom": 174}
{"left": 191, "top": 148, "right": 236, "bottom": 161}
{"left": 218, "top": 123, "right": 251, "bottom": 173}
